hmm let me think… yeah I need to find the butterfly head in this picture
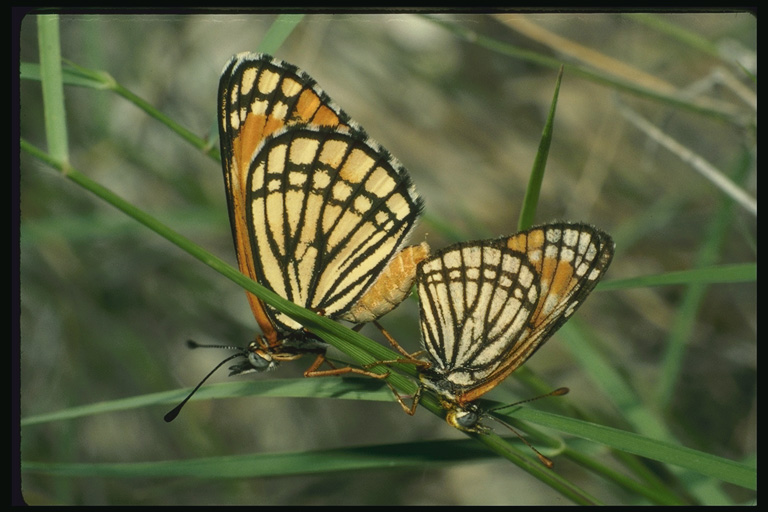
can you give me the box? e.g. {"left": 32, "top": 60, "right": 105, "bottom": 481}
{"left": 228, "top": 338, "right": 280, "bottom": 375}
{"left": 443, "top": 401, "right": 490, "bottom": 434}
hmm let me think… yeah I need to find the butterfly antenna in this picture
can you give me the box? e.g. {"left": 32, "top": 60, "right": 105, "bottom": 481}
{"left": 185, "top": 339, "right": 244, "bottom": 351}
{"left": 488, "top": 414, "right": 556, "bottom": 469}
{"left": 485, "top": 387, "right": 570, "bottom": 468}
{"left": 488, "top": 387, "right": 569, "bottom": 414}
{"left": 163, "top": 341, "right": 245, "bottom": 422}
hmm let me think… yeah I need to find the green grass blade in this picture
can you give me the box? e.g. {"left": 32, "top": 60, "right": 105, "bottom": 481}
{"left": 518, "top": 65, "right": 563, "bottom": 230}
{"left": 509, "top": 408, "right": 756, "bottom": 490}
{"left": 257, "top": 14, "right": 304, "bottom": 54}
{"left": 17, "top": 439, "right": 564, "bottom": 479}
{"left": 21, "top": 60, "right": 220, "bottom": 161}
{"left": 20, "top": 378, "right": 395, "bottom": 427}
{"left": 598, "top": 262, "right": 756, "bottom": 291}
{"left": 36, "top": 14, "right": 68, "bottom": 163}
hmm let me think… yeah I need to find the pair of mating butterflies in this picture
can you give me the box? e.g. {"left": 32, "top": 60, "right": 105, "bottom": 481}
{"left": 172, "top": 53, "right": 614, "bottom": 433}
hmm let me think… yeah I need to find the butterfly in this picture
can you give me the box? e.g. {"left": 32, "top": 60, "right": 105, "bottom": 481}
{"left": 216, "top": 53, "right": 427, "bottom": 378}
{"left": 387, "top": 223, "right": 614, "bottom": 434}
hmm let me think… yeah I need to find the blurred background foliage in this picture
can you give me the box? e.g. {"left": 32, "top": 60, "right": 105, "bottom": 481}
{"left": 19, "top": 12, "right": 755, "bottom": 505}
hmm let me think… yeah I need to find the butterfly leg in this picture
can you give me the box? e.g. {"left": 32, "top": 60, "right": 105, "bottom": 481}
{"left": 362, "top": 321, "right": 430, "bottom": 369}
{"left": 302, "top": 353, "right": 389, "bottom": 379}
{"left": 384, "top": 381, "right": 423, "bottom": 416}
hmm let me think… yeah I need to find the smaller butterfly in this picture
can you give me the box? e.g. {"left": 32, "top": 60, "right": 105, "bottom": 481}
{"left": 386, "top": 223, "right": 614, "bottom": 436}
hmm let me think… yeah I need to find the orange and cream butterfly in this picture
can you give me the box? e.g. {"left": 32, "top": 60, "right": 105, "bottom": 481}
{"left": 215, "top": 53, "right": 427, "bottom": 377}
{"left": 390, "top": 223, "right": 613, "bottom": 435}
{"left": 165, "top": 53, "right": 427, "bottom": 422}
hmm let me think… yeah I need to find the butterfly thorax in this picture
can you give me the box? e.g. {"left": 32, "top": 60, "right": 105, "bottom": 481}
{"left": 279, "top": 329, "right": 328, "bottom": 351}
{"left": 419, "top": 363, "right": 480, "bottom": 401}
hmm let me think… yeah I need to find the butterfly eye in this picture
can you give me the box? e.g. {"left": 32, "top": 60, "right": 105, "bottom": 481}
{"left": 246, "top": 349, "right": 276, "bottom": 372}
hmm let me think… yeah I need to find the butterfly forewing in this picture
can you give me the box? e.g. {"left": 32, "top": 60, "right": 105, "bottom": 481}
{"left": 218, "top": 52, "right": 357, "bottom": 181}
{"left": 246, "top": 126, "right": 423, "bottom": 334}
{"left": 501, "top": 224, "right": 614, "bottom": 367}
{"left": 417, "top": 223, "right": 614, "bottom": 405}
{"left": 218, "top": 54, "right": 363, "bottom": 338}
